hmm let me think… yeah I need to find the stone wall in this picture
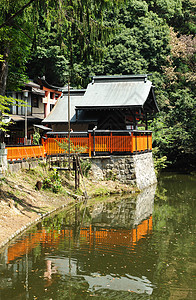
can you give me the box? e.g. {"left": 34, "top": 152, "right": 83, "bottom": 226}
{"left": 133, "top": 152, "right": 157, "bottom": 190}
{"left": 0, "top": 143, "right": 7, "bottom": 177}
{"left": 2, "top": 146, "right": 157, "bottom": 190}
{"left": 90, "top": 152, "right": 157, "bottom": 190}
{"left": 8, "top": 160, "right": 41, "bottom": 173}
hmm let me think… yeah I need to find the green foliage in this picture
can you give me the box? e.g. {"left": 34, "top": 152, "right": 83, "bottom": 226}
{"left": 42, "top": 168, "right": 62, "bottom": 193}
{"left": 0, "top": 95, "right": 26, "bottom": 131}
{"left": 28, "top": 44, "right": 69, "bottom": 86}
{"left": 0, "top": 0, "right": 125, "bottom": 93}
{"left": 151, "top": 87, "right": 196, "bottom": 167}
{"left": 147, "top": 0, "right": 183, "bottom": 21}
{"left": 80, "top": 159, "right": 92, "bottom": 177}
{"left": 152, "top": 147, "right": 168, "bottom": 175}
{"left": 0, "top": 0, "right": 32, "bottom": 91}
{"left": 67, "top": 2, "right": 170, "bottom": 87}
{"left": 56, "top": 138, "right": 87, "bottom": 154}
{"left": 32, "top": 128, "right": 41, "bottom": 145}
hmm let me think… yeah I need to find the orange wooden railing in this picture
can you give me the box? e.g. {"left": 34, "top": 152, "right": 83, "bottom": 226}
{"left": 45, "top": 130, "right": 152, "bottom": 157}
{"left": 44, "top": 137, "right": 90, "bottom": 156}
{"left": 6, "top": 145, "right": 45, "bottom": 161}
{"left": 5, "top": 131, "right": 152, "bottom": 161}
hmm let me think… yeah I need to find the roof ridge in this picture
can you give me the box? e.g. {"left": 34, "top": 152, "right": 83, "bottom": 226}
{"left": 92, "top": 74, "right": 151, "bottom": 83}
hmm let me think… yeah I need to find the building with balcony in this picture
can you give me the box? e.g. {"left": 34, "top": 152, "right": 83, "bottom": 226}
{"left": 5, "top": 79, "right": 62, "bottom": 145}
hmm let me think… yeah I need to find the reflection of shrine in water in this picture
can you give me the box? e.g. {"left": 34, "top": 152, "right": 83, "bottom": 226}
{"left": 5, "top": 216, "right": 153, "bottom": 264}
{"left": 0, "top": 184, "right": 156, "bottom": 296}
{"left": 4, "top": 184, "right": 156, "bottom": 264}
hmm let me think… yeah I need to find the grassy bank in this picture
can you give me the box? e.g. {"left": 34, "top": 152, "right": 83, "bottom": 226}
{"left": 0, "top": 163, "right": 138, "bottom": 248}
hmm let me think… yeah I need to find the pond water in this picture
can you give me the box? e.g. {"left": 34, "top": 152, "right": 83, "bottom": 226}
{"left": 0, "top": 173, "right": 195, "bottom": 300}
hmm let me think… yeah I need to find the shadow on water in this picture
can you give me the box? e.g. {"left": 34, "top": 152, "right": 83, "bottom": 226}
{"left": 0, "top": 174, "right": 195, "bottom": 299}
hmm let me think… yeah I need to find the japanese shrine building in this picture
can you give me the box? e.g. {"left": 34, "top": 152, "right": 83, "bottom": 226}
{"left": 43, "top": 74, "right": 159, "bottom": 131}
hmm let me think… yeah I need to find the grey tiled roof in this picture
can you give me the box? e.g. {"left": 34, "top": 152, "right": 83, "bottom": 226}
{"left": 42, "top": 90, "right": 85, "bottom": 123}
{"left": 76, "top": 75, "right": 155, "bottom": 109}
{"left": 43, "top": 75, "right": 158, "bottom": 124}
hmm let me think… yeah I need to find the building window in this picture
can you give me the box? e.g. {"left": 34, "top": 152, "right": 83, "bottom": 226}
{"left": 32, "top": 95, "right": 39, "bottom": 108}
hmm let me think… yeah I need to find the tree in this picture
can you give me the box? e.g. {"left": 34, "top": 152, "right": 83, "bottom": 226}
{"left": 0, "top": 94, "right": 26, "bottom": 131}
{"left": 0, "top": 0, "right": 125, "bottom": 133}
{"left": 68, "top": 1, "right": 170, "bottom": 87}
{"left": 0, "top": 0, "right": 36, "bottom": 95}
{"left": 0, "top": 0, "right": 125, "bottom": 92}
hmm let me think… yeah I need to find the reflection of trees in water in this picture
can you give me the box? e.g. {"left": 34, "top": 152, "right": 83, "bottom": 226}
{"left": 152, "top": 173, "right": 195, "bottom": 300}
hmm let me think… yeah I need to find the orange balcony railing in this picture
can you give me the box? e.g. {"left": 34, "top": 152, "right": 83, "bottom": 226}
{"left": 6, "top": 145, "right": 45, "bottom": 161}
{"left": 5, "top": 131, "right": 152, "bottom": 161}
{"left": 45, "top": 130, "right": 152, "bottom": 157}
{"left": 44, "top": 136, "right": 90, "bottom": 156}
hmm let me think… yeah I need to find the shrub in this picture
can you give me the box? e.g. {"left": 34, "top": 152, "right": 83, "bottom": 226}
{"left": 80, "top": 159, "right": 92, "bottom": 177}
{"left": 42, "top": 168, "right": 62, "bottom": 193}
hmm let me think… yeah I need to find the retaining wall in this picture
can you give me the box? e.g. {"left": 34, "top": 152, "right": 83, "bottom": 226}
{"left": 7, "top": 160, "right": 41, "bottom": 173}
{"left": 0, "top": 142, "right": 157, "bottom": 189}
{"left": 90, "top": 152, "right": 157, "bottom": 190}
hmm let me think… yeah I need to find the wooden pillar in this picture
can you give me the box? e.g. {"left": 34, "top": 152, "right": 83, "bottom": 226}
{"left": 145, "top": 112, "right": 148, "bottom": 130}
{"left": 149, "top": 133, "right": 152, "bottom": 150}
{"left": 93, "top": 130, "right": 96, "bottom": 156}
{"left": 88, "top": 133, "right": 91, "bottom": 158}
{"left": 74, "top": 155, "right": 80, "bottom": 190}
{"left": 110, "top": 132, "right": 113, "bottom": 154}
{"left": 147, "top": 133, "right": 149, "bottom": 151}
{"left": 130, "top": 132, "right": 134, "bottom": 153}
{"left": 135, "top": 133, "right": 137, "bottom": 152}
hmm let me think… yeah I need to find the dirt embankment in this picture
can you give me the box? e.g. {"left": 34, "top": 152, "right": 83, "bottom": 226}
{"left": 0, "top": 165, "right": 137, "bottom": 248}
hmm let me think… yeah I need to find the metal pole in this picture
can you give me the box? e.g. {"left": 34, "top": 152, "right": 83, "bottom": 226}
{"left": 23, "top": 90, "right": 28, "bottom": 145}
{"left": 68, "top": 79, "right": 71, "bottom": 169}
{"left": 25, "top": 97, "right": 28, "bottom": 145}
{"left": 93, "top": 126, "right": 97, "bottom": 156}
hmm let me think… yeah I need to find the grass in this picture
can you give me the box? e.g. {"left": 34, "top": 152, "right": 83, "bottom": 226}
{"left": 0, "top": 162, "right": 138, "bottom": 218}
{"left": 92, "top": 186, "right": 111, "bottom": 196}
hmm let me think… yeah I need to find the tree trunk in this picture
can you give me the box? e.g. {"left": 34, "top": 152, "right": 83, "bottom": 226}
{"left": 0, "top": 45, "right": 9, "bottom": 96}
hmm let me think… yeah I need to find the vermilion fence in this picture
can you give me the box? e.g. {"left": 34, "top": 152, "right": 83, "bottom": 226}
{"left": 6, "top": 145, "right": 45, "bottom": 161}
{"left": 44, "top": 130, "right": 152, "bottom": 157}
{"left": 6, "top": 130, "right": 152, "bottom": 161}
{"left": 44, "top": 136, "right": 90, "bottom": 156}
